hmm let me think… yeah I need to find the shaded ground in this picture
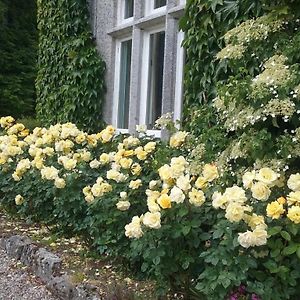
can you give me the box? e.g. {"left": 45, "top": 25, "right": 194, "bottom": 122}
{"left": 0, "top": 209, "right": 173, "bottom": 299}
{"left": 0, "top": 248, "right": 58, "bottom": 300}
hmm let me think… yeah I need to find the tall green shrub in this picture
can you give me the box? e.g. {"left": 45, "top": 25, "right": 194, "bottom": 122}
{"left": 0, "top": 0, "right": 37, "bottom": 118}
{"left": 36, "top": 0, "right": 106, "bottom": 132}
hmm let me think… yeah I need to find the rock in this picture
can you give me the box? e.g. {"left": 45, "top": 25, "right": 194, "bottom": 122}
{"left": 47, "top": 275, "right": 75, "bottom": 300}
{"left": 73, "top": 284, "right": 100, "bottom": 300}
{"left": 20, "top": 243, "right": 39, "bottom": 266}
{"left": 5, "top": 235, "right": 32, "bottom": 259}
{"left": 33, "top": 248, "right": 62, "bottom": 282}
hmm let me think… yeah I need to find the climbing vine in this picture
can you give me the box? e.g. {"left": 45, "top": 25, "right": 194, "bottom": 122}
{"left": 180, "top": 0, "right": 263, "bottom": 137}
{"left": 0, "top": 0, "right": 37, "bottom": 118}
{"left": 36, "top": 0, "right": 106, "bottom": 132}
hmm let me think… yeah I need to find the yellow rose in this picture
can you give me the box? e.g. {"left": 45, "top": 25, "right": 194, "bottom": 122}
{"left": 242, "top": 170, "right": 256, "bottom": 189}
{"left": 119, "top": 158, "right": 133, "bottom": 169}
{"left": 266, "top": 201, "right": 285, "bottom": 219}
{"left": 54, "top": 177, "right": 66, "bottom": 189}
{"left": 41, "top": 166, "right": 59, "bottom": 180}
{"left": 287, "top": 206, "right": 300, "bottom": 224}
{"left": 98, "top": 153, "right": 109, "bottom": 164}
{"left": 212, "top": 191, "right": 228, "bottom": 209}
{"left": 147, "top": 198, "right": 161, "bottom": 213}
{"left": 129, "top": 179, "right": 142, "bottom": 190}
{"left": 75, "top": 133, "right": 86, "bottom": 144}
{"left": 116, "top": 200, "right": 131, "bottom": 211}
{"left": 195, "top": 176, "right": 207, "bottom": 189}
{"left": 134, "top": 147, "right": 147, "bottom": 160}
{"left": 287, "top": 173, "right": 300, "bottom": 191}
{"left": 158, "top": 164, "right": 172, "bottom": 182}
{"left": 170, "top": 186, "right": 185, "bottom": 204}
{"left": 238, "top": 228, "right": 267, "bottom": 248}
{"left": 245, "top": 213, "right": 266, "bottom": 230}
{"left": 131, "top": 163, "right": 142, "bottom": 176}
{"left": 225, "top": 203, "right": 245, "bottom": 222}
{"left": 144, "top": 142, "right": 156, "bottom": 153}
{"left": 123, "top": 149, "right": 134, "bottom": 157}
{"left": 142, "top": 212, "right": 161, "bottom": 229}
{"left": 176, "top": 174, "right": 191, "bottom": 191}
{"left": 125, "top": 216, "right": 143, "bottom": 239}
{"left": 255, "top": 167, "right": 279, "bottom": 187}
{"left": 157, "top": 194, "right": 171, "bottom": 209}
{"left": 188, "top": 188, "right": 205, "bottom": 207}
{"left": 202, "top": 164, "right": 219, "bottom": 182}
{"left": 169, "top": 131, "right": 188, "bottom": 148}
{"left": 15, "top": 194, "right": 24, "bottom": 205}
{"left": 287, "top": 191, "right": 300, "bottom": 206}
{"left": 251, "top": 182, "right": 271, "bottom": 201}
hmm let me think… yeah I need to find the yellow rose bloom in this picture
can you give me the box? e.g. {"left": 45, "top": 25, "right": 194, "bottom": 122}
{"left": 255, "top": 167, "right": 279, "bottom": 187}
{"left": 188, "top": 188, "right": 205, "bottom": 207}
{"left": 123, "top": 149, "right": 134, "bottom": 157}
{"left": 266, "top": 201, "right": 285, "bottom": 219}
{"left": 144, "top": 142, "right": 156, "bottom": 153}
{"left": 251, "top": 182, "right": 271, "bottom": 201}
{"left": 129, "top": 179, "right": 142, "bottom": 190}
{"left": 120, "top": 158, "right": 133, "bottom": 169}
{"left": 54, "top": 177, "right": 66, "bottom": 189}
{"left": 287, "top": 206, "right": 300, "bottom": 224}
{"left": 131, "top": 163, "right": 142, "bottom": 176}
{"left": 202, "top": 164, "right": 219, "bottom": 182}
{"left": 158, "top": 164, "right": 172, "bottom": 182}
{"left": 134, "top": 147, "right": 147, "bottom": 160}
{"left": 287, "top": 191, "right": 300, "bottom": 206}
{"left": 195, "top": 176, "right": 207, "bottom": 189}
{"left": 225, "top": 203, "right": 245, "bottom": 222}
{"left": 169, "top": 131, "right": 188, "bottom": 148}
{"left": 15, "top": 194, "right": 24, "bottom": 205}
{"left": 99, "top": 153, "right": 110, "bottom": 164}
{"left": 157, "top": 194, "right": 171, "bottom": 209}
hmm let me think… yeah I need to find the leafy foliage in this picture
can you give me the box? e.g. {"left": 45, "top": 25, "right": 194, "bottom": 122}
{"left": 36, "top": 0, "right": 106, "bottom": 132}
{"left": 0, "top": 0, "right": 37, "bottom": 118}
{"left": 180, "top": 0, "right": 263, "bottom": 137}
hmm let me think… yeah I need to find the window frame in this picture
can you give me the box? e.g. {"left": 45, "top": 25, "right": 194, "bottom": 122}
{"left": 117, "top": 0, "right": 134, "bottom": 25}
{"left": 112, "top": 35, "right": 133, "bottom": 133}
{"left": 145, "top": 0, "right": 167, "bottom": 16}
{"left": 139, "top": 25, "right": 166, "bottom": 134}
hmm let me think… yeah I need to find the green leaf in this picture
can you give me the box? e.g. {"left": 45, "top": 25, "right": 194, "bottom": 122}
{"left": 268, "top": 226, "right": 282, "bottom": 236}
{"left": 282, "top": 244, "right": 298, "bottom": 256}
{"left": 280, "top": 231, "right": 291, "bottom": 241}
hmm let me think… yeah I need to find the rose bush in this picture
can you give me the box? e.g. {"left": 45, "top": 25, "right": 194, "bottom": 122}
{"left": 1, "top": 116, "right": 300, "bottom": 299}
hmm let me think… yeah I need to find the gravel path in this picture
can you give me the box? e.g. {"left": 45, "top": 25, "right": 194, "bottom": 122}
{"left": 0, "top": 249, "right": 58, "bottom": 300}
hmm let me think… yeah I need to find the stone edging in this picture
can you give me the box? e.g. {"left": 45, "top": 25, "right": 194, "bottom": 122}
{"left": 0, "top": 235, "right": 100, "bottom": 300}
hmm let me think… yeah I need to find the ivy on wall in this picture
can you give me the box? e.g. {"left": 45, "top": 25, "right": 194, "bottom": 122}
{"left": 0, "top": 0, "right": 37, "bottom": 118}
{"left": 36, "top": 0, "right": 106, "bottom": 132}
{"left": 180, "top": 0, "right": 263, "bottom": 137}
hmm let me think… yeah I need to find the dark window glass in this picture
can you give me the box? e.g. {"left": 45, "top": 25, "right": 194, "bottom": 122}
{"left": 146, "top": 31, "right": 165, "bottom": 128}
{"left": 154, "top": 0, "right": 167, "bottom": 8}
{"left": 118, "top": 39, "right": 132, "bottom": 129}
{"left": 124, "top": 0, "right": 134, "bottom": 19}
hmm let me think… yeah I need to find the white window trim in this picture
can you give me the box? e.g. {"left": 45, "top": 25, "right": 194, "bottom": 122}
{"left": 112, "top": 36, "right": 132, "bottom": 132}
{"left": 117, "top": 0, "right": 134, "bottom": 25}
{"left": 173, "top": 30, "right": 185, "bottom": 125}
{"left": 145, "top": 0, "right": 167, "bottom": 16}
{"left": 139, "top": 25, "right": 165, "bottom": 136}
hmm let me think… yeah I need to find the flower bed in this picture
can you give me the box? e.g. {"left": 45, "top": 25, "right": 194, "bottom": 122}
{"left": 0, "top": 116, "right": 300, "bottom": 299}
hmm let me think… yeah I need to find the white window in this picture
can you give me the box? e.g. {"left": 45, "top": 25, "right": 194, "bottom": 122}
{"left": 140, "top": 28, "right": 165, "bottom": 129}
{"left": 145, "top": 0, "right": 167, "bottom": 15}
{"left": 113, "top": 38, "right": 132, "bottom": 130}
{"left": 118, "top": 0, "right": 134, "bottom": 24}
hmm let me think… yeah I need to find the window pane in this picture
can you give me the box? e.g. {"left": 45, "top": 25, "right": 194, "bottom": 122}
{"left": 146, "top": 31, "right": 165, "bottom": 128}
{"left": 154, "top": 0, "right": 166, "bottom": 8}
{"left": 124, "top": 0, "right": 134, "bottom": 19}
{"left": 118, "top": 40, "right": 132, "bottom": 129}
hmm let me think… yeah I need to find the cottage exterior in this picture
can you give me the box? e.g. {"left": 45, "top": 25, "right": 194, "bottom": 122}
{"left": 89, "top": 0, "right": 186, "bottom": 135}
